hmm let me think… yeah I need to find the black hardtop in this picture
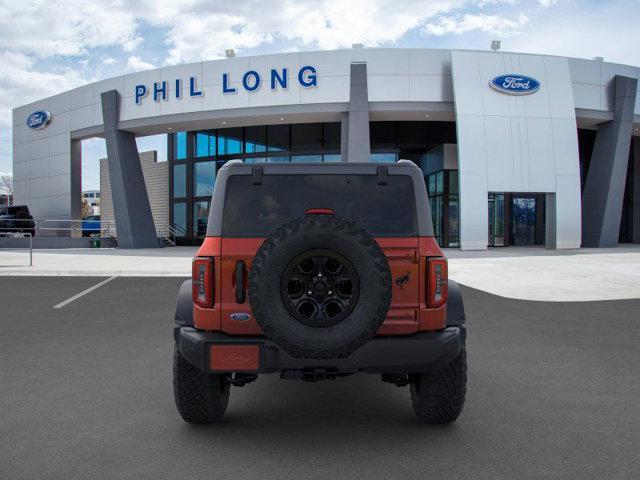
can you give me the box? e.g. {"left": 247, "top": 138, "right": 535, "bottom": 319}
{"left": 206, "top": 160, "right": 434, "bottom": 237}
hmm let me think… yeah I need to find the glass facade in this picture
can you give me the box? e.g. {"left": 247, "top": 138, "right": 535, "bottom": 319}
{"left": 168, "top": 121, "right": 458, "bottom": 243}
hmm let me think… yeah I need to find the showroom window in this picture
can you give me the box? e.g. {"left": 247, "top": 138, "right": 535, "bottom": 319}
{"left": 194, "top": 161, "right": 216, "bottom": 197}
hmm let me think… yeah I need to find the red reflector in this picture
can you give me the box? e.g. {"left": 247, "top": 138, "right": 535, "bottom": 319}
{"left": 427, "top": 257, "right": 448, "bottom": 308}
{"left": 192, "top": 257, "right": 214, "bottom": 308}
{"left": 210, "top": 345, "right": 260, "bottom": 371}
{"left": 306, "top": 208, "right": 335, "bottom": 215}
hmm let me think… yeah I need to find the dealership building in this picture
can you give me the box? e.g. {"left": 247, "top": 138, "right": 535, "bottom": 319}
{"left": 11, "top": 48, "right": 640, "bottom": 249}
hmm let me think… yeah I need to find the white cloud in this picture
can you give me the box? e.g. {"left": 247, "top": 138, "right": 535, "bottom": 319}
{"left": 424, "top": 13, "right": 529, "bottom": 36}
{"left": 538, "top": 0, "right": 558, "bottom": 7}
{"left": 0, "top": 51, "right": 87, "bottom": 125}
{"left": 134, "top": 0, "right": 465, "bottom": 64}
{"left": 126, "top": 55, "right": 156, "bottom": 72}
{"left": 0, "top": 0, "right": 141, "bottom": 57}
{"left": 102, "top": 57, "right": 116, "bottom": 65}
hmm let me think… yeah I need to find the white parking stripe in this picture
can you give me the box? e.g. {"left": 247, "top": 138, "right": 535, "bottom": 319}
{"left": 53, "top": 276, "right": 118, "bottom": 309}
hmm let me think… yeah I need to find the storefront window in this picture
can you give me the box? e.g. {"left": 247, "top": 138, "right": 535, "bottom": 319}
{"left": 174, "top": 131, "right": 187, "bottom": 160}
{"left": 173, "top": 164, "right": 186, "bottom": 198}
{"left": 173, "top": 202, "right": 187, "bottom": 234}
{"left": 267, "top": 124, "right": 289, "bottom": 152}
{"left": 195, "top": 131, "right": 215, "bottom": 157}
{"left": 370, "top": 153, "right": 397, "bottom": 163}
{"left": 323, "top": 154, "right": 341, "bottom": 162}
{"left": 323, "top": 123, "right": 341, "bottom": 151}
{"left": 267, "top": 156, "right": 290, "bottom": 162}
{"left": 217, "top": 127, "right": 242, "bottom": 155}
{"left": 291, "top": 124, "right": 322, "bottom": 151}
{"left": 194, "top": 161, "right": 216, "bottom": 197}
{"left": 245, "top": 126, "right": 267, "bottom": 153}
{"left": 193, "top": 201, "right": 210, "bottom": 237}
{"left": 291, "top": 154, "right": 322, "bottom": 162}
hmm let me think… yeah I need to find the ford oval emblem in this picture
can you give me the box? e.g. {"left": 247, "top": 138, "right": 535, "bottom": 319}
{"left": 490, "top": 74, "right": 540, "bottom": 95}
{"left": 230, "top": 312, "right": 251, "bottom": 321}
{"left": 26, "top": 110, "right": 51, "bottom": 130}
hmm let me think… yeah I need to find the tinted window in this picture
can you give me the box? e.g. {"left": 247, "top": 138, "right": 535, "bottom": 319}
{"left": 194, "top": 161, "right": 216, "bottom": 197}
{"left": 222, "top": 174, "right": 417, "bottom": 237}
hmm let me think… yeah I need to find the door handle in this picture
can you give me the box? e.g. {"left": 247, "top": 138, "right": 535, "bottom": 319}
{"left": 235, "top": 261, "right": 246, "bottom": 304}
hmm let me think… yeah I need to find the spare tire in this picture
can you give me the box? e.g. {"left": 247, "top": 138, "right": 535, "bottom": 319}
{"left": 248, "top": 214, "right": 392, "bottom": 359}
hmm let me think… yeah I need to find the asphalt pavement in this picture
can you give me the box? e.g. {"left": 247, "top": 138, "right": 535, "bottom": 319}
{"left": 1, "top": 276, "right": 639, "bottom": 479}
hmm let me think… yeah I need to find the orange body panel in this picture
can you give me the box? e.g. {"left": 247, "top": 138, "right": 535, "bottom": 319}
{"left": 193, "top": 236, "right": 447, "bottom": 334}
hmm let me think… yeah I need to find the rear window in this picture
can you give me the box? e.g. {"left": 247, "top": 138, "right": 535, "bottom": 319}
{"left": 222, "top": 174, "right": 417, "bottom": 237}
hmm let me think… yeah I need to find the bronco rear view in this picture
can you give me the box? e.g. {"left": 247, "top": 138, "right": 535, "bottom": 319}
{"left": 173, "top": 160, "right": 467, "bottom": 424}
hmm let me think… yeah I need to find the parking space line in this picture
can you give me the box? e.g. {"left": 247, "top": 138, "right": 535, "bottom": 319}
{"left": 53, "top": 276, "right": 118, "bottom": 309}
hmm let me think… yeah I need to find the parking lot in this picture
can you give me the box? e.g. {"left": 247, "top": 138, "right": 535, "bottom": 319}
{"left": 1, "top": 276, "right": 639, "bottom": 479}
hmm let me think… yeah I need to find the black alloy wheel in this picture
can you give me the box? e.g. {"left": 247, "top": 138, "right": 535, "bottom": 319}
{"left": 281, "top": 249, "right": 359, "bottom": 327}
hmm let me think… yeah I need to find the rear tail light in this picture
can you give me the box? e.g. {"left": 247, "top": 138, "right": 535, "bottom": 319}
{"left": 427, "top": 257, "right": 448, "bottom": 308}
{"left": 192, "top": 257, "right": 214, "bottom": 308}
{"left": 306, "top": 208, "right": 335, "bottom": 215}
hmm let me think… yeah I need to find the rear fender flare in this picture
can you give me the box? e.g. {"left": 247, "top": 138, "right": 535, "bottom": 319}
{"left": 446, "top": 280, "right": 466, "bottom": 327}
{"left": 175, "top": 279, "right": 194, "bottom": 327}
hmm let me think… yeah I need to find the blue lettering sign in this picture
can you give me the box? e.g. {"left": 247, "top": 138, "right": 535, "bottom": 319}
{"left": 490, "top": 74, "right": 540, "bottom": 95}
{"left": 222, "top": 73, "right": 236, "bottom": 94}
{"left": 189, "top": 76, "right": 202, "bottom": 97}
{"left": 271, "top": 68, "right": 287, "bottom": 90}
{"left": 298, "top": 66, "right": 317, "bottom": 87}
{"left": 242, "top": 70, "right": 261, "bottom": 92}
{"left": 135, "top": 85, "right": 147, "bottom": 104}
{"left": 153, "top": 81, "right": 167, "bottom": 101}
{"left": 134, "top": 65, "right": 319, "bottom": 104}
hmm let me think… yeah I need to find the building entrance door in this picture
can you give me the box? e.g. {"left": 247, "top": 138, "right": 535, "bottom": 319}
{"left": 510, "top": 195, "right": 537, "bottom": 246}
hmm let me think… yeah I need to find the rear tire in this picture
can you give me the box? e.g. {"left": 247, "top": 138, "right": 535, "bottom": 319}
{"left": 173, "top": 346, "right": 230, "bottom": 423}
{"left": 409, "top": 346, "right": 467, "bottom": 424}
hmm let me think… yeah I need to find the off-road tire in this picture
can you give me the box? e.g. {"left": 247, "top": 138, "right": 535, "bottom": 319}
{"left": 173, "top": 346, "right": 230, "bottom": 423}
{"left": 410, "top": 345, "right": 467, "bottom": 424}
{"left": 248, "top": 214, "right": 392, "bottom": 359}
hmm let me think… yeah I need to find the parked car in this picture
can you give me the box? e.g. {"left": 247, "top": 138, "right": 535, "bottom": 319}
{"left": 82, "top": 215, "right": 101, "bottom": 237}
{"left": 0, "top": 205, "right": 35, "bottom": 236}
{"left": 173, "top": 160, "right": 467, "bottom": 424}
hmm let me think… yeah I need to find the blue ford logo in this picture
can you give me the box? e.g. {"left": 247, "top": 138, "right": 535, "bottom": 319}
{"left": 230, "top": 312, "right": 251, "bottom": 321}
{"left": 26, "top": 110, "right": 51, "bottom": 130}
{"left": 490, "top": 74, "right": 540, "bottom": 95}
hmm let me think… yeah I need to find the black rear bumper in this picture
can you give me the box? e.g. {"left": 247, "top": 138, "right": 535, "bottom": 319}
{"left": 175, "top": 326, "right": 465, "bottom": 375}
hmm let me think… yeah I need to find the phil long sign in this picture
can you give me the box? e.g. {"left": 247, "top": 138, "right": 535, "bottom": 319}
{"left": 490, "top": 74, "right": 540, "bottom": 95}
{"left": 135, "top": 66, "right": 318, "bottom": 105}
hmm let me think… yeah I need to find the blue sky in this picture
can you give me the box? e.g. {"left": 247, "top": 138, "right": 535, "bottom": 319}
{"left": 1, "top": 0, "right": 638, "bottom": 191}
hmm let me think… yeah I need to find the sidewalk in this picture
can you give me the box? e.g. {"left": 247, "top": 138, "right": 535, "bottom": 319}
{"left": 0, "top": 247, "right": 197, "bottom": 277}
{"left": 1, "top": 245, "right": 639, "bottom": 301}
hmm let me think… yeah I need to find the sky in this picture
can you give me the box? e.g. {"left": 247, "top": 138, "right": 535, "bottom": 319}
{"left": 0, "top": 0, "right": 639, "bottom": 191}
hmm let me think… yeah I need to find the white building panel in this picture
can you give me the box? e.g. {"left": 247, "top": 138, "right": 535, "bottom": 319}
{"left": 409, "top": 75, "right": 453, "bottom": 102}
{"left": 301, "top": 49, "right": 353, "bottom": 77}
{"left": 202, "top": 57, "right": 250, "bottom": 87}
{"left": 451, "top": 50, "right": 581, "bottom": 249}
{"left": 29, "top": 157, "right": 50, "bottom": 179}
{"left": 409, "top": 50, "right": 451, "bottom": 75}
{"left": 368, "top": 75, "right": 410, "bottom": 102}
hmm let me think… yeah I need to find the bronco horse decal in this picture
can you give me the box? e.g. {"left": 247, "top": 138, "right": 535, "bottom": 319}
{"left": 395, "top": 271, "right": 411, "bottom": 290}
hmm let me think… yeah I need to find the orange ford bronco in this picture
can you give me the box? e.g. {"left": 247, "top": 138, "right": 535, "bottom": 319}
{"left": 173, "top": 160, "right": 466, "bottom": 423}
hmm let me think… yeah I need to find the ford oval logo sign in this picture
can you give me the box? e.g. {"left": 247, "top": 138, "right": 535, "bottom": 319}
{"left": 26, "top": 110, "right": 51, "bottom": 130}
{"left": 490, "top": 74, "right": 540, "bottom": 95}
{"left": 230, "top": 312, "right": 251, "bottom": 321}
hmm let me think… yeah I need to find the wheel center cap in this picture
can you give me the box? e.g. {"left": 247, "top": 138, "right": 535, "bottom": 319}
{"left": 313, "top": 281, "right": 326, "bottom": 293}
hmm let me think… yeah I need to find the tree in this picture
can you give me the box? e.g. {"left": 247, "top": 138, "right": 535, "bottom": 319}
{"left": 81, "top": 198, "right": 92, "bottom": 218}
{"left": 0, "top": 173, "right": 13, "bottom": 207}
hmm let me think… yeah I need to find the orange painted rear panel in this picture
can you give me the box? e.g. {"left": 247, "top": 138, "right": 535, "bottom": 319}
{"left": 193, "top": 236, "right": 447, "bottom": 335}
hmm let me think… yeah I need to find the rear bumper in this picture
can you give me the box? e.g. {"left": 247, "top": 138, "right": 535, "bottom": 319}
{"left": 174, "top": 326, "right": 465, "bottom": 375}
